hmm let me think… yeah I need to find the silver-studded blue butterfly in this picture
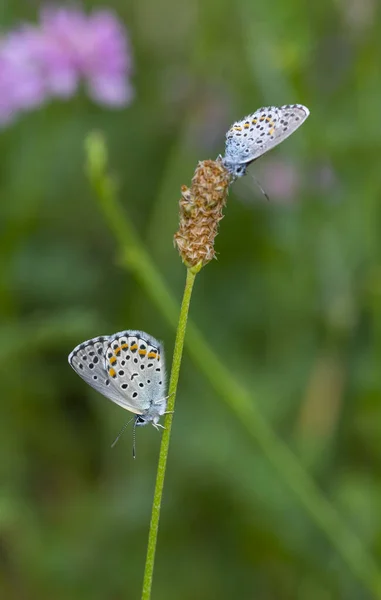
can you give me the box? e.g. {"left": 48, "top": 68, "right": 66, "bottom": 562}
{"left": 68, "top": 330, "right": 167, "bottom": 454}
{"left": 222, "top": 104, "right": 310, "bottom": 178}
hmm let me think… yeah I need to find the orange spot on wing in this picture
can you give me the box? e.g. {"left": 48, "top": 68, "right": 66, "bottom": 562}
{"left": 233, "top": 126, "right": 242, "bottom": 131}
{"left": 147, "top": 352, "right": 157, "bottom": 359}
{"left": 243, "top": 123, "right": 250, "bottom": 129}
{"left": 139, "top": 349, "right": 147, "bottom": 356}
{"left": 130, "top": 344, "right": 138, "bottom": 351}
{"left": 109, "top": 356, "right": 117, "bottom": 365}
{"left": 121, "top": 343, "right": 129, "bottom": 350}
{"left": 252, "top": 119, "right": 257, "bottom": 125}
{"left": 269, "top": 127, "right": 275, "bottom": 135}
{"left": 109, "top": 368, "right": 116, "bottom": 378}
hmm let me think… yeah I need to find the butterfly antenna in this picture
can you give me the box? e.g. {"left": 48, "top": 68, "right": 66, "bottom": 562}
{"left": 155, "top": 391, "right": 175, "bottom": 405}
{"left": 250, "top": 173, "right": 270, "bottom": 201}
{"left": 132, "top": 418, "right": 138, "bottom": 460}
{"left": 111, "top": 416, "right": 135, "bottom": 449}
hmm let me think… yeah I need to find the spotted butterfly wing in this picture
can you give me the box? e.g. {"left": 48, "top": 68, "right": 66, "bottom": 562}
{"left": 223, "top": 104, "right": 309, "bottom": 172}
{"left": 104, "top": 330, "right": 166, "bottom": 415}
{"left": 68, "top": 336, "right": 121, "bottom": 400}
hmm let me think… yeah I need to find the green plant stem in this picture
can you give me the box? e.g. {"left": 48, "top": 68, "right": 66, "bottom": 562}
{"left": 86, "top": 135, "right": 381, "bottom": 597}
{"left": 141, "top": 267, "right": 197, "bottom": 600}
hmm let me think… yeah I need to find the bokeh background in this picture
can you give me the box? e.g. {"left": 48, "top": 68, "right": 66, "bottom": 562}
{"left": 1, "top": 0, "right": 381, "bottom": 598}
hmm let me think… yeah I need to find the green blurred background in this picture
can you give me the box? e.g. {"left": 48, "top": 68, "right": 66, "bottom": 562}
{"left": 2, "top": 0, "right": 381, "bottom": 598}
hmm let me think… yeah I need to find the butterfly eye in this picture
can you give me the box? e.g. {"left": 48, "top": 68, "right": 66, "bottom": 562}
{"left": 235, "top": 165, "right": 246, "bottom": 177}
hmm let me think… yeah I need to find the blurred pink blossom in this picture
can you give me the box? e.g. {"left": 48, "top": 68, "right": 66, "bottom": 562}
{"left": 259, "top": 159, "right": 301, "bottom": 203}
{"left": 0, "top": 5, "right": 133, "bottom": 126}
{"left": 0, "top": 29, "right": 46, "bottom": 123}
{"left": 40, "top": 7, "right": 133, "bottom": 105}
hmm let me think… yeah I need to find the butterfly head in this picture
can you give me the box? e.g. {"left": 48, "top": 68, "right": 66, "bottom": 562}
{"left": 222, "top": 159, "right": 248, "bottom": 178}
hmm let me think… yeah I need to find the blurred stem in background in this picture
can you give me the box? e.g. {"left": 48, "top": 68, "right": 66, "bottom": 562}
{"left": 85, "top": 133, "right": 381, "bottom": 598}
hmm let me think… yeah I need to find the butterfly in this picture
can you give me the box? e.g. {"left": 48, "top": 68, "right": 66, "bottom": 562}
{"left": 222, "top": 104, "right": 310, "bottom": 178}
{"left": 68, "top": 330, "right": 168, "bottom": 456}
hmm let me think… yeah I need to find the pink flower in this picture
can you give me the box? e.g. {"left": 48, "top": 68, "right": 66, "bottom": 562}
{"left": 40, "top": 6, "right": 133, "bottom": 105}
{"left": 0, "top": 5, "right": 133, "bottom": 126}
{"left": 259, "top": 159, "right": 301, "bottom": 204}
{"left": 0, "top": 29, "right": 46, "bottom": 123}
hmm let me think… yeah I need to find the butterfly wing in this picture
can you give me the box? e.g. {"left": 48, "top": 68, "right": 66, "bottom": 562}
{"left": 224, "top": 104, "right": 309, "bottom": 166}
{"left": 68, "top": 335, "right": 141, "bottom": 410}
{"left": 104, "top": 330, "right": 167, "bottom": 416}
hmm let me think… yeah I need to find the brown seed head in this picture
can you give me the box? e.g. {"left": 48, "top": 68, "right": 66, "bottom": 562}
{"left": 174, "top": 158, "right": 232, "bottom": 269}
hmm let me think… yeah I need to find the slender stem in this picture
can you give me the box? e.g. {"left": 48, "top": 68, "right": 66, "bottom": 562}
{"left": 85, "top": 134, "right": 381, "bottom": 598}
{"left": 141, "top": 268, "right": 198, "bottom": 600}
